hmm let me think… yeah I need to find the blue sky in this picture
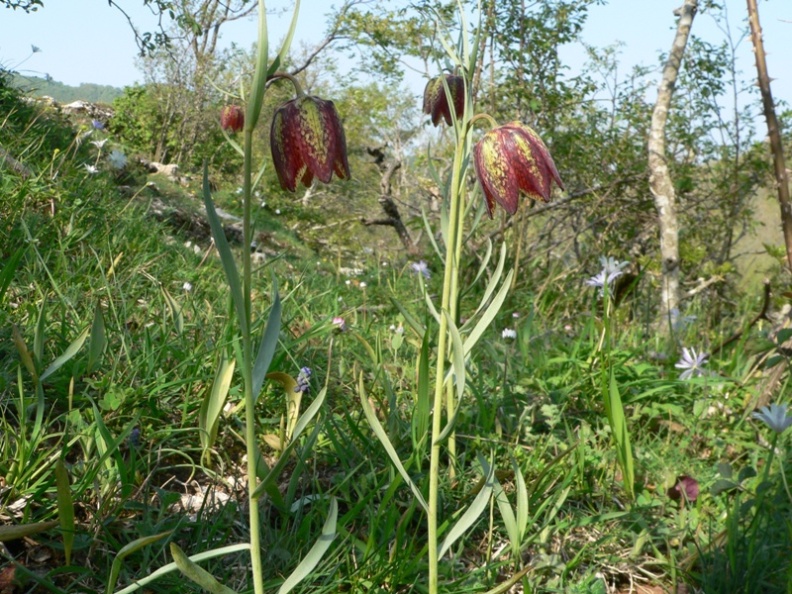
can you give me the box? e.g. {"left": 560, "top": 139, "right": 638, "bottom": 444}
{"left": 2, "top": 0, "right": 790, "bottom": 112}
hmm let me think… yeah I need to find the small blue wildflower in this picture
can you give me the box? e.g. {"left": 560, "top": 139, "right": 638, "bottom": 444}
{"left": 91, "top": 119, "right": 105, "bottom": 130}
{"left": 753, "top": 403, "right": 792, "bottom": 434}
{"left": 295, "top": 367, "right": 312, "bottom": 393}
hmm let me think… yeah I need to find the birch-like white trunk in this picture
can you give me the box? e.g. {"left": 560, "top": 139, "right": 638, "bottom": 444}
{"left": 648, "top": 0, "right": 698, "bottom": 334}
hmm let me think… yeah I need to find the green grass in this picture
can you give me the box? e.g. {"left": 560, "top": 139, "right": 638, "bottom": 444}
{"left": 2, "top": 73, "right": 792, "bottom": 594}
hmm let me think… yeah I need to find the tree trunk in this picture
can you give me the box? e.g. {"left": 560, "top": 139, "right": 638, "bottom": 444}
{"left": 648, "top": 0, "right": 697, "bottom": 334}
{"left": 746, "top": 0, "right": 792, "bottom": 273}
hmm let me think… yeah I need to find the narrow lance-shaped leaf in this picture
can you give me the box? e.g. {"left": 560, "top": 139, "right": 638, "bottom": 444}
{"left": 358, "top": 373, "right": 428, "bottom": 513}
{"left": 277, "top": 497, "right": 338, "bottom": 594}
{"left": 170, "top": 543, "right": 237, "bottom": 594}
{"left": 251, "top": 278, "right": 281, "bottom": 401}
{"left": 106, "top": 531, "right": 172, "bottom": 594}
{"left": 55, "top": 458, "right": 74, "bottom": 565}
{"left": 201, "top": 164, "right": 247, "bottom": 337}
{"left": 438, "top": 456, "right": 494, "bottom": 558}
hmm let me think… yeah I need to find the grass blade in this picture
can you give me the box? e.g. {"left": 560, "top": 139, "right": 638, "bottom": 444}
{"left": 55, "top": 458, "right": 74, "bottom": 565}
{"left": 113, "top": 544, "right": 249, "bottom": 594}
{"left": 106, "top": 531, "right": 172, "bottom": 594}
{"left": 463, "top": 268, "right": 514, "bottom": 357}
{"left": 438, "top": 457, "right": 494, "bottom": 558}
{"left": 277, "top": 497, "right": 337, "bottom": 594}
{"left": 0, "top": 521, "right": 58, "bottom": 542}
{"left": 87, "top": 302, "right": 106, "bottom": 373}
{"left": 40, "top": 325, "right": 90, "bottom": 382}
{"left": 170, "top": 543, "right": 238, "bottom": 594}
{"left": 199, "top": 353, "right": 236, "bottom": 460}
{"left": 251, "top": 279, "right": 281, "bottom": 401}
{"left": 359, "top": 373, "right": 428, "bottom": 513}
{"left": 201, "top": 163, "right": 247, "bottom": 337}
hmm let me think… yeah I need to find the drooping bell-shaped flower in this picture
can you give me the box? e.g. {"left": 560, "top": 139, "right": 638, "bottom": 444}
{"left": 270, "top": 95, "right": 350, "bottom": 192}
{"left": 220, "top": 105, "right": 244, "bottom": 133}
{"left": 422, "top": 74, "right": 465, "bottom": 127}
{"left": 473, "top": 121, "right": 563, "bottom": 217}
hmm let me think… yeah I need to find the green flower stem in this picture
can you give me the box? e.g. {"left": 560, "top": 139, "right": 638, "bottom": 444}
{"left": 267, "top": 71, "right": 305, "bottom": 97}
{"left": 445, "top": 123, "right": 469, "bottom": 479}
{"left": 428, "top": 119, "right": 468, "bottom": 594}
{"left": 242, "top": 122, "right": 265, "bottom": 594}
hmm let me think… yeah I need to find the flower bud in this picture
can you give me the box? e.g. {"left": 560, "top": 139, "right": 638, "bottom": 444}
{"left": 422, "top": 74, "right": 465, "bottom": 127}
{"left": 270, "top": 96, "right": 350, "bottom": 192}
{"left": 473, "top": 121, "right": 563, "bottom": 217}
{"left": 220, "top": 105, "right": 244, "bottom": 133}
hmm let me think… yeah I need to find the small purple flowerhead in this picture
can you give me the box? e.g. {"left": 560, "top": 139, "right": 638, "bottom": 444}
{"left": 332, "top": 317, "right": 347, "bottom": 332}
{"left": 473, "top": 121, "right": 564, "bottom": 217}
{"left": 422, "top": 74, "right": 465, "bottom": 127}
{"left": 91, "top": 119, "right": 105, "bottom": 130}
{"left": 270, "top": 95, "right": 350, "bottom": 192}
{"left": 667, "top": 475, "right": 699, "bottom": 504}
{"left": 294, "top": 366, "right": 312, "bottom": 393}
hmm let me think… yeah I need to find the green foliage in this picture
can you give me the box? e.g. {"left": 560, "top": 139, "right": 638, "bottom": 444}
{"left": 11, "top": 73, "right": 123, "bottom": 103}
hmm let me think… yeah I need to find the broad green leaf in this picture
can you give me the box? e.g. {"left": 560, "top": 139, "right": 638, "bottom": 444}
{"left": 106, "top": 531, "right": 172, "bottom": 594}
{"left": 171, "top": 543, "right": 237, "bottom": 594}
{"left": 40, "top": 325, "right": 90, "bottom": 382}
{"left": 201, "top": 164, "right": 247, "bottom": 337}
{"left": 113, "top": 544, "right": 249, "bottom": 594}
{"left": 252, "top": 281, "right": 282, "bottom": 401}
{"left": 87, "top": 303, "right": 106, "bottom": 373}
{"left": 463, "top": 268, "right": 514, "bottom": 356}
{"left": 199, "top": 354, "right": 236, "bottom": 458}
{"left": 438, "top": 458, "right": 494, "bottom": 558}
{"left": 277, "top": 497, "right": 337, "bottom": 594}
{"left": 0, "top": 521, "right": 58, "bottom": 542}
{"left": 55, "top": 458, "right": 74, "bottom": 565}
{"left": 359, "top": 374, "right": 428, "bottom": 513}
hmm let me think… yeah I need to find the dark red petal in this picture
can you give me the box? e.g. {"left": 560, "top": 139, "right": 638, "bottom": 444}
{"left": 270, "top": 101, "right": 305, "bottom": 192}
{"left": 474, "top": 129, "right": 521, "bottom": 217}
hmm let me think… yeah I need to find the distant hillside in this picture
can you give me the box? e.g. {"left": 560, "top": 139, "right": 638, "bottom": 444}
{"left": 10, "top": 73, "right": 122, "bottom": 104}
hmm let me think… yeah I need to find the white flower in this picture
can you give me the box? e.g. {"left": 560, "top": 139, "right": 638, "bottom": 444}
{"left": 585, "top": 256, "right": 629, "bottom": 291}
{"left": 90, "top": 139, "right": 108, "bottom": 150}
{"left": 345, "top": 280, "right": 351, "bottom": 286}
{"left": 108, "top": 149, "right": 127, "bottom": 170}
{"left": 410, "top": 260, "right": 431, "bottom": 279}
{"left": 753, "top": 403, "right": 792, "bottom": 434}
{"left": 502, "top": 328, "right": 517, "bottom": 340}
{"left": 275, "top": 209, "right": 281, "bottom": 215}
{"left": 359, "top": 282, "right": 367, "bottom": 289}
{"left": 675, "top": 347, "right": 708, "bottom": 380}
{"left": 236, "top": 187, "right": 243, "bottom": 194}
{"left": 84, "top": 163, "right": 99, "bottom": 174}
{"left": 182, "top": 282, "right": 193, "bottom": 292}
{"left": 395, "top": 324, "right": 404, "bottom": 335}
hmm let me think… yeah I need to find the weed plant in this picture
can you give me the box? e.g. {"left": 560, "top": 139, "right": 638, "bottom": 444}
{"left": 2, "top": 4, "right": 792, "bottom": 594}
